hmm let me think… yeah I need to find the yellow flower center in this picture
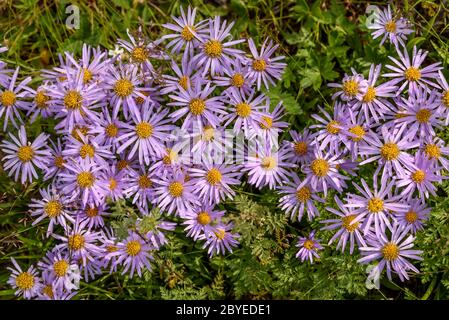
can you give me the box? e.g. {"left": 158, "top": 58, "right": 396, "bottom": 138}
{"left": 296, "top": 186, "right": 311, "bottom": 202}
{"left": 54, "top": 156, "right": 66, "bottom": 169}
{"left": 169, "top": 181, "right": 184, "bottom": 197}
{"left": 79, "top": 144, "right": 95, "bottom": 159}
{"left": 131, "top": 46, "right": 148, "bottom": 63}
{"left": 68, "top": 234, "right": 85, "bottom": 251}
{"left": 85, "top": 206, "right": 99, "bottom": 218}
{"left": 17, "top": 146, "right": 34, "bottom": 162}
{"left": 42, "top": 285, "right": 54, "bottom": 299}
{"left": 83, "top": 68, "right": 93, "bottom": 83}
{"left": 53, "top": 260, "right": 69, "bottom": 277}
{"left": 45, "top": 200, "right": 62, "bottom": 218}
{"left": 348, "top": 125, "right": 366, "bottom": 142}
{"left": 416, "top": 109, "right": 431, "bottom": 123}
{"left": 252, "top": 59, "right": 267, "bottom": 71}
{"left": 411, "top": 169, "right": 425, "bottom": 183}
{"left": 424, "top": 144, "right": 441, "bottom": 159}
{"left": 189, "top": 98, "right": 206, "bottom": 115}
{"left": 181, "top": 25, "right": 196, "bottom": 41}
{"left": 442, "top": 90, "right": 449, "bottom": 108}
{"left": 202, "top": 126, "right": 215, "bottom": 141}
{"left": 138, "top": 175, "right": 152, "bottom": 189}
{"left": 405, "top": 210, "right": 418, "bottom": 223}
{"left": 76, "top": 171, "right": 95, "bottom": 188}
{"left": 381, "top": 143, "right": 400, "bottom": 161}
{"left": 204, "top": 40, "right": 223, "bottom": 58}
{"left": 15, "top": 272, "right": 34, "bottom": 290}
{"left": 342, "top": 215, "right": 359, "bottom": 232}
{"left": 385, "top": 20, "right": 397, "bottom": 33}
{"left": 303, "top": 239, "right": 315, "bottom": 250}
{"left": 362, "top": 86, "right": 376, "bottom": 103}
{"left": 35, "top": 91, "right": 49, "bottom": 109}
{"left": 0, "top": 90, "right": 16, "bottom": 107}
{"left": 342, "top": 79, "right": 359, "bottom": 97}
{"left": 404, "top": 67, "right": 421, "bottom": 82}
{"left": 114, "top": 78, "right": 134, "bottom": 97}
{"left": 235, "top": 102, "right": 251, "bottom": 118}
{"left": 126, "top": 240, "right": 141, "bottom": 256}
{"left": 135, "top": 122, "right": 153, "bottom": 139}
{"left": 294, "top": 142, "right": 308, "bottom": 156}
{"left": 109, "top": 177, "right": 117, "bottom": 190}
{"left": 310, "top": 159, "right": 330, "bottom": 177}
{"left": 117, "top": 159, "right": 129, "bottom": 170}
{"left": 71, "top": 126, "right": 89, "bottom": 141}
{"left": 206, "top": 168, "right": 222, "bottom": 185}
{"left": 106, "top": 245, "right": 118, "bottom": 253}
{"left": 214, "top": 228, "right": 226, "bottom": 240}
{"left": 326, "top": 120, "right": 341, "bottom": 135}
{"left": 382, "top": 242, "right": 400, "bottom": 261}
{"left": 162, "top": 148, "right": 178, "bottom": 165}
{"left": 178, "top": 75, "right": 189, "bottom": 90}
{"left": 260, "top": 116, "right": 273, "bottom": 129}
{"left": 197, "top": 211, "right": 211, "bottom": 225}
{"left": 261, "top": 156, "right": 277, "bottom": 170}
{"left": 367, "top": 197, "right": 384, "bottom": 213}
{"left": 64, "top": 90, "right": 82, "bottom": 110}
{"left": 105, "top": 123, "right": 118, "bottom": 137}
{"left": 231, "top": 73, "right": 244, "bottom": 87}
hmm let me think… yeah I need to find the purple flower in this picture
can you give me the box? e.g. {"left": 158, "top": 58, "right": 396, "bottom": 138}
{"left": 124, "top": 166, "right": 156, "bottom": 212}
{"left": 22, "top": 85, "right": 54, "bottom": 122}
{"left": 161, "top": 56, "right": 197, "bottom": 94}
{"left": 249, "top": 101, "right": 289, "bottom": 146}
{"left": 59, "top": 158, "right": 109, "bottom": 207}
{"left": 7, "top": 258, "right": 42, "bottom": 299}
{"left": 368, "top": 5, "right": 413, "bottom": 47}
{"left": 95, "top": 109, "right": 127, "bottom": 152}
{"left": 106, "top": 231, "right": 154, "bottom": 278}
{"left": 436, "top": 70, "right": 449, "bottom": 125}
{"left": 282, "top": 129, "right": 315, "bottom": 165}
{"left": 321, "top": 196, "right": 366, "bottom": 254}
{"left": 1, "top": 125, "right": 50, "bottom": 184}
{"left": 181, "top": 203, "right": 224, "bottom": 241}
{"left": 246, "top": 38, "right": 286, "bottom": 90}
{"left": 43, "top": 138, "right": 67, "bottom": 180}
{"left": 63, "top": 132, "right": 112, "bottom": 166}
{"left": 103, "top": 163, "right": 128, "bottom": 201}
{"left": 65, "top": 44, "right": 110, "bottom": 84}
{"left": 295, "top": 230, "right": 323, "bottom": 264}
{"left": 340, "top": 113, "right": 371, "bottom": 161}
{"left": 420, "top": 136, "right": 449, "bottom": 170}
{"left": 358, "top": 223, "right": 423, "bottom": 282}
{"left": 394, "top": 198, "right": 430, "bottom": 234}
{"left": 277, "top": 173, "right": 324, "bottom": 222}
{"left": 0, "top": 67, "right": 32, "bottom": 131}
{"left": 193, "top": 16, "right": 245, "bottom": 76}
{"left": 200, "top": 222, "right": 240, "bottom": 257}
{"left": 37, "top": 249, "right": 80, "bottom": 292}
{"left": 214, "top": 58, "right": 252, "bottom": 95}
{"left": 328, "top": 68, "right": 368, "bottom": 102}
{"left": 117, "top": 103, "right": 175, "bottom": 165}
{"left": 30, "top": 186, "right": 74, "bottom": 236}
{"left": 383, "top": 46, "right": 441, "bottom": 94}
{"left": 77, "top": 203, "right": 110, "bottom": 229}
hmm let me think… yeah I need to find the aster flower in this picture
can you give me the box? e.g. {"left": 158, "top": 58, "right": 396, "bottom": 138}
{"left": 77, "top": 257, "right": 103, "bottom": 282}
{"left": 0, "top": 67, "right": 32, "bottom": 131}
{"left": 394, "top": 199, "right": 430, "bottom": 234}
{"left": 77, "top": 203, "right": 110, "bottom": 229}
{"left": 117, "top": 103, "right": 175, "bottom": 165}
{"left": 383, "top": 46, "right": 441, "bottom": 94}
{"left": 103, "top": 163, "right": 128, "bottom": 201}
{"left": 359, "top": 125, "right": 418, "bottom": 179}
{"left": 43, "top": 138, "right": 67, "bottom": 180}
{"left": 149, "top": 139, "right": 186, "bottom": 176}
{"left": 63, "top": 132, "right": 112, "bottom": 166}
{"left": 420, "top": 136, "right": 449, "bottom": 171}
{"left": 193, "top": 16, "right": 245, "bottom": 76}
{"left": 138, "top": 215, "right": 177, "bottom": 249}
{"left": 38, "top": 249, "right": 80, "bottom": 292}
{"left": 302, "top": 147, "right": 350, "bottom": 196}
{"left": 350, "top": 64, "right": 397, "bottom": 124}
{"left": 436, "top": 70, "right": 449, "bottom": 125}
{"left": 181, "top": 203, "right": 225, "bottom": 241}
{"left": 358, "top": 223, "right": 423, "bottom": 282}
{"left": 97, "top": 228, "right": 120, "bottom": 273}
{"left": 124, "top": 166, "right": 157, "bottom": 212}
{"left": 22, "top": 85, "right": 54, "bottom": 122}
{"left": 396, "top": 152, "right": 443, "bottom": 200}
{"left": 53, "top": 218, "right": 103, "bottom": 266}
{"left": 243, "top": 142, "right": 296, "bottom": 190}
{"left": 310, "top": 103, "right": 349, "bottom": 153}
{"left": 223, "top": 88, "right": 267, "bottom": 138}
{"left": 30, "top": 186, "right": 74, "bottom": 236}
{"left": 161, "top": 56, "right": 197, "bottom": 94}
{"left": 249, "top": 101, "right": 289, "bottom": 146}
{"left": 152, "top": 169, "right": 199, "bottom": 216}
{"left": 37, "top": 273, "right": 78, "bottom": 300}
{"left": 345, "top": 176, "right": 408, "bottom": 235}
{"left": 95, "top": 109, "right": 127, "bottom": 152}
{"left": 200, "top": 222, "right": 240, "bottom": 257}
{"left": 295, "top": 230, "right": 323, "bottom": 264}
{"left": 277, "top": 173, "right": 325, "bottom": 222}
{"left": 328, "top": 68, "right": 368, "bottom": 102}
{"left": 59, "top": 158, "right": 109, "bottom": 207}
{"left": 160, "top": 6, "right": 208, "bottom": 59}
{"left": 1, "top": 125, "right": 50, "bottom": 184}
{"left": 169, "top": 77, "right": 227, "bottom": 130}
{"left": 368, "top": 5, "right": 413, "bottom": 47}
{"left": 321, "top": 196, "right": 366, "bottom": 254}
{"left": 7, "top": 258, "right": 42, "bottom": 299}
{"left": 106, "top": 231, "right": 154, "bottom": 278}
{"left": 186, "top": 122, "right": 232, "bottom": 155}
{"left": 189, "top": 161, "right": 241, "bottom": 204}
{"left": 213, "top": 58, "right": 252, "bottom": 95}
{"left": 340, "top": 113, "right": 371, "bottom": 161}
{"left": 282, "top": 129, "right": 315, "bottom": 165}
{"left": 246, "top": 38, "right": 286, "bottom": 90}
